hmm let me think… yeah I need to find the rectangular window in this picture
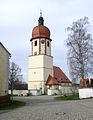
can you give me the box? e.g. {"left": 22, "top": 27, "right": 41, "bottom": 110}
{"left": 34, "top": 41, "right": 37, "bottom": 46}
{"left": 47, "top": 41, "right": 49, "bottom": 47}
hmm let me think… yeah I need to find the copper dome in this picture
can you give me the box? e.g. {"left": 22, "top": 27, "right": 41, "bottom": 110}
{"left": 32, "top": 25, "right": 50, "bottom": 40}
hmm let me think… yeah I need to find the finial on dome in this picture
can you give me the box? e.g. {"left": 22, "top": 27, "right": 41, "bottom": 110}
{"left": 40, "top": 10, "right": 42, "bottom": 17}
{"left": 38, "top": 10, "right": 44, "bottom": 25}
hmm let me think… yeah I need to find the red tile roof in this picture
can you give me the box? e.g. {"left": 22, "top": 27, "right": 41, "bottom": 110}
{"left": 31, "top": 25, "right": 51, "bottom": 40}
{"left": 46, "top": 75, "right": 59, "bottom": 85}
{"left": 46, "top": 66, "right": 72, "bottom": 85}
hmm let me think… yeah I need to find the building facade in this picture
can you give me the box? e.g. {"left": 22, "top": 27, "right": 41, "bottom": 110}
{"left": 80, "top": 78, "right": 93, "bottom": 87}
{"left": 28, "top": 14, "right": 72, "bottom": 95}
{"left": 0, "top": 42, "right": 11, "bottom": 96}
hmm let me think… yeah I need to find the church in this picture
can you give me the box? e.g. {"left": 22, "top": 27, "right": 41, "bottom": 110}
{"left": 28, "top": 13, "right": 72, "bottom": 95}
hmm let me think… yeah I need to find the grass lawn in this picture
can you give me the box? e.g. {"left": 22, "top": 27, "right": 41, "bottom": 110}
{"left": 0, "top": 101, "right": 26, "bottom": 110}
{"left": 55, "top": 94, "right": 79, "bottom": 100}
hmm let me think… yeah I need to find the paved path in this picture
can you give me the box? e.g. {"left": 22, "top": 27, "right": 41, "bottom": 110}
{"left": 0, "top": 95, "right": 93, "bottom": 120}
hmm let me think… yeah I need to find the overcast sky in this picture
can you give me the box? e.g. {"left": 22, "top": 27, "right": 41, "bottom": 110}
{"left": 0, "top": 0, "right": 93, "bottom": 82}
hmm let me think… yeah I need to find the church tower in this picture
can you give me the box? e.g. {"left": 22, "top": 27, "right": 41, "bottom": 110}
{"left": 28, "top": 13, "right": 53, "bottom": 95}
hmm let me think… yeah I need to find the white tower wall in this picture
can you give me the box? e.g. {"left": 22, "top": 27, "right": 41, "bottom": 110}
{"left": 28, "top": 55, "right": 53, "bottom": 94}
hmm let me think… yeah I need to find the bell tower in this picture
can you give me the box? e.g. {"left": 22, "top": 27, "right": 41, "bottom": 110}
{"left": 28, "top": 13, "right": 53, "bottom": 95}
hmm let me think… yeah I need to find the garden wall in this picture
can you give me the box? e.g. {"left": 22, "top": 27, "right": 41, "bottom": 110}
{"left": 79, "top": 88, "right": 93, "bottom": 99}
{"left": 9, "top": 90, "right": 28, "bottom": 96}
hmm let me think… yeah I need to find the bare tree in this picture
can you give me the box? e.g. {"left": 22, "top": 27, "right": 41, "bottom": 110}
{"left": 66, "top": 17, "right": 93, "bottom": 83}
{"left": 9, "top": 62, "right": 22, "bottom": 101}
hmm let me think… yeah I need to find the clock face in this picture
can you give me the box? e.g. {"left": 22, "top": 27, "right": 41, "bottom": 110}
{"left": 41, "top": 40, "right": 45, "bottom": 44}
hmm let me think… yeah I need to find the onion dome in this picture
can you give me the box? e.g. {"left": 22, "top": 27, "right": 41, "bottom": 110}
{"left": 31, "top": 13, "right": 51, "bottom": 41}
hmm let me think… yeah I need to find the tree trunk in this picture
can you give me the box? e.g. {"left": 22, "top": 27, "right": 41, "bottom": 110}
{"left": 11, "top": 79, "right": 13, "bottom": 102}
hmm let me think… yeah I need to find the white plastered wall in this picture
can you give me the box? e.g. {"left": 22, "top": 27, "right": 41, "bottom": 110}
{"left": 0, "top": 44, "right": 9, "bottom": 96}
{"left": 28, "top": 54, "right": 53, "bottom": 94}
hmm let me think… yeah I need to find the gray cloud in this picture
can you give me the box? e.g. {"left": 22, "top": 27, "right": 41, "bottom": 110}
{"left": 0, "top": 0, "right": 93, "bottom": 82}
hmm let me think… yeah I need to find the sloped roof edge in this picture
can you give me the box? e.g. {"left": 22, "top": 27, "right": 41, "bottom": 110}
{"left": 0, "top": 41, "right": 11, "bottom": 57}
